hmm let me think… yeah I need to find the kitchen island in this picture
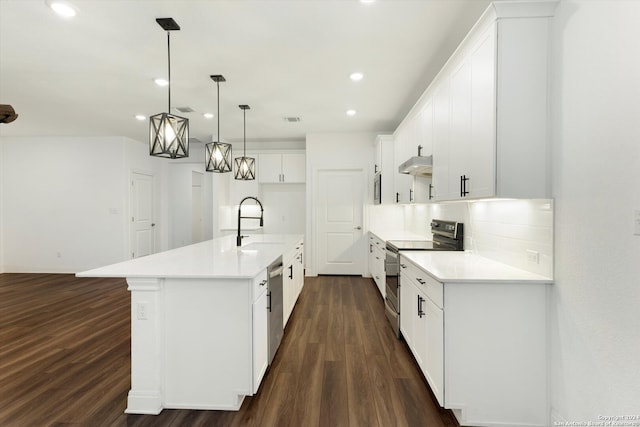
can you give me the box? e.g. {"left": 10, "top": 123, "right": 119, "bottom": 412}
{"left": 77, "top": 234, "right": 304, "bottom": 415}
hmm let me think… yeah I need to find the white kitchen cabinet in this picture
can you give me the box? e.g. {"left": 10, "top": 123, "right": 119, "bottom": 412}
{"left": 368, "top": 233, "right": 385, "bottom": 298}
{"left": 399, "top": 259, "right": 444, "bottom": 405}
{"left": 423, "top": 2, "right": 553, "bottom": 201}
{"left": 400, "top": 252, "right": 550, "bottom": 427}
{"left": 258, "top": 153, "right": 305, "bottom": 183}
{"left": 373, "top": 135, "right": 395, "bottom": 205}
{"left": 283, "top": 238, "right": 304, "bottom": 326}
{"left": 393, "top": 122, "right": 415, "bottom": 204}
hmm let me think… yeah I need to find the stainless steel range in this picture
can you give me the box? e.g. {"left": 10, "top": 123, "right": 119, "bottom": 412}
{"left": 384, "top": 220, "right": 464, "bottom": 337}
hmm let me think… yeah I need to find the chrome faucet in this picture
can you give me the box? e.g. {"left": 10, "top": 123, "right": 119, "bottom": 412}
{"left": 237, "top": 196, "right": 264, "bottom": 246}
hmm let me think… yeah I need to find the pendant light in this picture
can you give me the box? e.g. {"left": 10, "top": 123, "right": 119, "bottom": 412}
{"left": 205, "top": 75, "right": 232, "bottom": 173}
{"left": 149, "top": 18, "right": 189, "bottom": 159}
{"left": 234, "top": 105, "right": 255, "bottom": 180}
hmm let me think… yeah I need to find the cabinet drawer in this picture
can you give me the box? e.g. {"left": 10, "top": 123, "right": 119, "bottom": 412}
{"left": 369, "top": 233, "right": 384, "bottom": 249}
{"left": 253, "top": 269, "right": 268, "bottom": 301}
{"left": 401, "top": 258, "right": 443, "bottom": 308}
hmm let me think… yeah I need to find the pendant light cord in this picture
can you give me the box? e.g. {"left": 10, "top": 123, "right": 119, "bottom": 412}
{"left": 243, "top": 108, "right": 247, "bottom": 156}
{"left": 167, "top": 31, "right": 171, "bottom": 113}
{"left": 216, "top": 81, "right": 220, "bottom": 143}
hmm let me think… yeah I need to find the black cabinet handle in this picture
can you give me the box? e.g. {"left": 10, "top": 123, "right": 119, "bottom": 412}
{"left": 416, "top": 278, "right": 425, "bottom": 285}
{"left": 409, "top": 188, "right": 413, "bottom": 202}
{"left": 288, "top": 265, "right": 293, "bottom": 279}
{"left": 267, "top": 291, "right": 272, "bottom": 312}
{"left": 374, "top": 164, "right": 378, "bottom": 174}
{"left": 396, "top": 192, "right": 400, "bottom": 203}
{"left": 460, "top": 175, "right": 469, "bottom": 197}
{"left": 429, "top": 184, "right": 434, "bottom": 200}
{"left": 260, "top": 280, "right": 267, "bottom": 287}
{"left": 418, "top": 295, "right": 425, "bottom": 318}
{"left": 370, "top": 244, "right": 373, "bottom": 253}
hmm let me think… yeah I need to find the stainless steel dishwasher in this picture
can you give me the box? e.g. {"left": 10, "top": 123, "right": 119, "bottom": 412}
{"left": 267, "top": 257, "right": 284, "bottom": 365}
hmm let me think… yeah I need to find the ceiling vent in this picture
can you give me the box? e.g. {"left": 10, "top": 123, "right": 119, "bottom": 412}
{"left": 283, "top": 116, "right": 301, "bottom": 122}
{"left": 175, "top": 106, "right": 195, "bottom": 113}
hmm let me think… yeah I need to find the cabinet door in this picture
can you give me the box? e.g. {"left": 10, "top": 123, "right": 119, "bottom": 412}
{"left": 252, "top": 290, "right": 269, "bottom": 393}
{"left": 432, "top": 79, "right": 450, "bottom": 201}
{"left": 414, "top": 290, "right": 427, "bottom": 369}
{"left": 467, "top": 25, "right": 497, "bottom": 199}
{"left": 283, "top": 261, "right": 295, "bottom": 325}
{"left": 399, "top": 277, "right": 415, "bottom": 347}
{"left": 258, "top": 153, "right": 283, "bottom": 183}
{"left": 282, "top": 153, "right": 306, "bottom": 183}
{"left": 421, "top": 295, "right": 444, "bottom": 406}
{"left": 449, "top": 59, "right": 472, "bottom": 200}
{"left": 293, "top": 248, "right": 304, "bottom": 299}
{"left": 394, "top": 127, "right": 414, "bottom": 204}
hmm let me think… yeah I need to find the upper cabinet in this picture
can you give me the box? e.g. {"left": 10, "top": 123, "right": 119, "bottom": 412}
{"left": 374, "top": 135, "right": 395, "bottom": 205}
{"left": 258, "top": 153, "right": 306, "bottom": 184}
{"left": 393, "top": 1, "right": 556, "bottom": 203}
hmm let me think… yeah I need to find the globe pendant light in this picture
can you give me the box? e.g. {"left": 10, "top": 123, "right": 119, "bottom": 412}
{"left": 205, "top": 75, "right": 232, "bottom": 173}
{"left": 149, "top": 18, "right": 189, "bottom": 159}
{"left": 234, "top": 105, "right": 255, "bottom": 180}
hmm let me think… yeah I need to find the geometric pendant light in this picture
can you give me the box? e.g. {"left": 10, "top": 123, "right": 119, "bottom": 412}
{"left": 234, "top": 105, "right": 255, "bottom": 180}
{"left": 149, "top": 18, "right": 189, "bottom": 159}
{"left": 205, "top": 75, "right": 232, "bottom": 173}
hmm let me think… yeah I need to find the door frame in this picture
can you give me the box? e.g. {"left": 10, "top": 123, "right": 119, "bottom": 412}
{"left": 309, "top": 163, "right": 367, "bottom": 277}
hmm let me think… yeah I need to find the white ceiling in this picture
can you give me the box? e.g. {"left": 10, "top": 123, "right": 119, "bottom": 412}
{"left": 0, "top": 0, "right": 491, "bottom": 146}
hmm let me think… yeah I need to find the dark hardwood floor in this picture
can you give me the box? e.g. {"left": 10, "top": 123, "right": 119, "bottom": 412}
{"left": 0, "top": 273, "right": 458, "bottom": 427}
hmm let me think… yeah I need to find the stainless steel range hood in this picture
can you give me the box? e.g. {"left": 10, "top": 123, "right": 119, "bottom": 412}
{"left": 398, "top": 155, "right": 433, "bottom": 176}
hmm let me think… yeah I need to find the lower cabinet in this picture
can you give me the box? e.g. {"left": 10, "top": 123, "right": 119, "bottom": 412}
{"left": 399, "top": 254, "right": 549, "bottom": 427}
{"left": 283, "top": 239, "right": 304, "bottom": 326}
{"left": 399, "top": 262, "right": 444, "bottom": 405}
{"left": 368, "top": 233, "right": 386, "bottom": 298}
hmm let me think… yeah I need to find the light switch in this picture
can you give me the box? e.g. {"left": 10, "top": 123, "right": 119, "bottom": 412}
{"left": 634, "top": 209, "right": 640, "bottom": 236}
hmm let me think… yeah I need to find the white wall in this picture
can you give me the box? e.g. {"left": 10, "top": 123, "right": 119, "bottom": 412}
{"left": 306, "top": 131, "right": 377, "bottom": 276}
{"left": 549, "top": 1, "right": 640, "bottom": 421}
{"left": 0, "top": 136, "right": 165, "bottom": 272}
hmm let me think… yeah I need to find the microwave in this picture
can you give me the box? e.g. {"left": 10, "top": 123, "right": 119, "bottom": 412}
{"left": 374, "top": 172, "right": 382, "bottom": 204}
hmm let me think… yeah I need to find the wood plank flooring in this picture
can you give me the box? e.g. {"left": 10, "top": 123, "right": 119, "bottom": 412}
{"left": 0, "top": 273, "right": 459, "bottom": 427}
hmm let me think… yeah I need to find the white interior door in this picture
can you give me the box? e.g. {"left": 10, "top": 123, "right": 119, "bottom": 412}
{"left": 130, "top": 171, "right": 155, "bottom": 258}
{"left": 316, "top": 168, "right": 364, "bottom": 275}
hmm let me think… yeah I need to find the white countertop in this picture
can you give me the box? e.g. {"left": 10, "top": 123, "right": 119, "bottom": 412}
{"left": 369, "top": 229, "right": 430, "bottom": 242}
{"left": 76, "top": 234, "right": 303, "bottom": 280}
{"left": 401, "top": 251, "right": 552, "bottom": 284}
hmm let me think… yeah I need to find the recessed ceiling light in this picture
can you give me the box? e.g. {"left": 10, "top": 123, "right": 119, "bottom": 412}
{"left": 346, "top": 109, "right": 357, "bottom": 116}
{"left": 350, "top": 72, "right": 364, "bottom": 82}
{"left": 135, "top": 115, "right": 146, "bottom": 121}
{"left": 45, "top": 0, "right": 77, "bottom": 18}
{"left": 154, "top": 78, "right": 169, "bottom": 87}
{"left": 203, "top": 113, "right": 214, "bottom": 119}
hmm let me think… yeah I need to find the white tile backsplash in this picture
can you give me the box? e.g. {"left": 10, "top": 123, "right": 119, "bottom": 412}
{"left": 370, "top": 198, "right": 554, "bottom": 278}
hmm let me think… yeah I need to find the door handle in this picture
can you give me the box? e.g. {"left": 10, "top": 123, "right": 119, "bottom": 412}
{"left": 354, "top": 226, "right": 362, "bottom": 230}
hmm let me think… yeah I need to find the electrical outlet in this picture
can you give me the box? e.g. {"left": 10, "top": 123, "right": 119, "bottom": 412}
{"left": 526, "top": 249, "right": 540, "bottom": 264}
{"left": 137, "top": 302, "right": 149, "bottom": 320}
